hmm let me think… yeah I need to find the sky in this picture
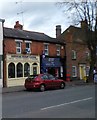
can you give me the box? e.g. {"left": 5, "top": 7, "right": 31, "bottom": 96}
{"left": 0, "top": 0, "right": 74, "bottom": 38}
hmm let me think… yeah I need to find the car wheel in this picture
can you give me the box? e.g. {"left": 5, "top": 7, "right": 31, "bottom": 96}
{"left": 60, "top": 82, "right": 65, "bottom": 89}
{"left": 40, "top": 84, "right": 45, "bottom": 92}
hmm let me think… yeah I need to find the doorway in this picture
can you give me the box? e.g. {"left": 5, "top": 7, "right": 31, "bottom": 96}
{"left": 79, "top": 64, "right": 86, "bottom": 80}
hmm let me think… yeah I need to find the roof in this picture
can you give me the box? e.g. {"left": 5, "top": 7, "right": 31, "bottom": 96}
{"left": 59, "top": 25, "right": 88, "bottom": 44}
{"left": 4, "top": 27, "right": 65, "bottom": 45}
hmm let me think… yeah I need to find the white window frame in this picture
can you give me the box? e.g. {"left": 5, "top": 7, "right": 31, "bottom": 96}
{"left": 72, "top": 50, "right": 77, "bottom": 60}
{"left": 15, "top": 39, "right": 23, "bottom": 54}
{"left": 72, "top": 66, "right": 77, "bottom": 77}
{"left": 25, "top": 41, "right": 32, "bottom": 54}
{"left": 44, "top": 43, "right": 49, "bottom": 55}
{"left": 56, "top": 44, "right": 60, "bottom": 56}
{"left": 16, "top": 42, "right": 21, "bottom": 54}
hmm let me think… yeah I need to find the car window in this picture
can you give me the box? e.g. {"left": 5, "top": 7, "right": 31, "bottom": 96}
{"left": 41, "top": 74, "right": 48, "bottom": 80}
{"left": 28, "top": 75, "right": 38, "bottom": 79}
{"left": 48, "top": 74, "right": 55, "bottom": 80}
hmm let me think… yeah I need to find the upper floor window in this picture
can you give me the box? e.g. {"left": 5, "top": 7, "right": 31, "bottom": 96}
{"left": 15, "top": 39, "right": 22, "bottom": 54}
{"left": 16, "top": 42, "right": 21, "bottom": 54}
{"left": 85, "top": 51, "right": 90, "bottom": 60}
{"left": 44, "top": 43, "right": 49, "bottom": 55}
{"left": 25, "top": 41, "right": 32, "bottom": 54}
{"left": 56, "top": 45, "right": 60, "bottom": 56}
{"left": 72, "top": 50, "right": 77, "bottom": 60}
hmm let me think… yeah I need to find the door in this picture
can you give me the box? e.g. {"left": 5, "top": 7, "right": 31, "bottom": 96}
{"left": 79, "top": 65, "right": 86, "bottom": 80}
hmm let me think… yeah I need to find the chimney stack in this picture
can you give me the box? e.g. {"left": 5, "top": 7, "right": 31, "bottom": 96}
{"left": 81, "top": 19, "right": 88, "bottom": 29}
{"left": 56, "top": 25, "right": 61, "bottom": 38}
{"left": 14, "top": 21, "right": 23, "bottom": 30}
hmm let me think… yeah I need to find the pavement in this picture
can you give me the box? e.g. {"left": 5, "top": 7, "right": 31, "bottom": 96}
{"left": 2, "top": 79, "right": 94, "bottom": 94}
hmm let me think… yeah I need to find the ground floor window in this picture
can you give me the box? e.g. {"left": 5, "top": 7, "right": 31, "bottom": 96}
{"left": 72, "top": 66, "right": 77, "bottom": 77}
{"left": 86, "top": 66, "right": 90, "bottom": 76}
{"left": 8, "top": 62, "right": 39, "bottom": 78}
{"left": 17, "top": 63, "right": 23, "bottom": 77}
{"left": 8, "top": 63, "right": 15, "bottom": 78}
{"left": 24, "top": 63, "right": 30, "bottom": 77}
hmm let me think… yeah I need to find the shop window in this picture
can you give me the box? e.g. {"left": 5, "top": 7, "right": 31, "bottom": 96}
{"left": 32, "top": 63, "right": 38, "bottom": 75}
{"left": 8, "top": 63, "right": 15, "bottom": 78}
{"left": 24, "top": 63, "right": 30, "bottom": 77}
{"left": 72, "top": 50, "right": 77, "bottom": 60}
{"left": 72, "top": 66, "right": 77, "bottom": 77}
{"left": 17, "top": 63, "right": 23, "bottom": 77}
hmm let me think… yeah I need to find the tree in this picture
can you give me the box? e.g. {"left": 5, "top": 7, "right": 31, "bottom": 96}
{"left": 58, "top": 0, "right": 97, "bottom": 82}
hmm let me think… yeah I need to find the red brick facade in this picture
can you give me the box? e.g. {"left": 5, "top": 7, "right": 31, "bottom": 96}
{"left": 3, "top": 22, "right": 66, "bottom": 87}
{"left": 59, "top": 25, "right": 90, "bottom": 80}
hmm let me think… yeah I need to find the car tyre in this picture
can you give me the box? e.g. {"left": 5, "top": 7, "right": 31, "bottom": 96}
{"left": 60, "top": 82, "right": 65, "bottom": 89}
{"left": 40, "top": 84, "right": 45, "bottom": 92}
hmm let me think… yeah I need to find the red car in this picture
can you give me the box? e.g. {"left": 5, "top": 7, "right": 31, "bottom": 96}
{"left": 24, "top": 73, "right": 65, "bottom": 92}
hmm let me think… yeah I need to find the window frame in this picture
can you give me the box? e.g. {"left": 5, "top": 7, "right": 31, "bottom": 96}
{"left": 44, "top": 43, "right": 49, "bottom": 55}
{"left": 25, "top": 41, "right": 31, "bottom": 54}
{"left": 56, "top": 44, "right": 60, "bottom": 56}
{"left": 17, "top": 63, "right": 23, "bottom": 77}
{"left": 15, "top": 39, "right": 22, "bottom": 54}
{"left": 72, "top": 66, "right": 77, "bottom": 77}
{"left": 72, "top": 50, "right": 77, "bottom": 60}
{"left": 8, "top": 63, "right": 15, "bottom": 78}
{"left": 16, "top": 42, "right": 21, "bottom": 54}
{"left": 24, "top": 63, "right": 30, "bottom": 77}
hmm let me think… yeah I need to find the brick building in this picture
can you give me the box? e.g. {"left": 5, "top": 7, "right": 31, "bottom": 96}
{"left": 3, "top": 21, "right": 66, "bottom": 87}
{"left": 57, "top": 22, "right": 90, "bottom": 81}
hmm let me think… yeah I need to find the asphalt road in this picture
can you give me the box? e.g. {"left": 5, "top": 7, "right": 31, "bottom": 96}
{"left": 2, "top": 85, "right": 96, "bottom": 118}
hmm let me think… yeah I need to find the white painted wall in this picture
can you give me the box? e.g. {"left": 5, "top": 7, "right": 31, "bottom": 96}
{"left": 0, "top": 19, "right": 4, "bottom": 87}
{"left": 0, "top": 21, "right": 3, "bottom": 55}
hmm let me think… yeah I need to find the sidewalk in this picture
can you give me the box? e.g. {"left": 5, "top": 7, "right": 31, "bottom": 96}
{"left": 2, "top": 80, "right": 94, "bottom": 94}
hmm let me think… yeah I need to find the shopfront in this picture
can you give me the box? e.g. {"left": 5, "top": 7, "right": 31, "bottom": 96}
{"left": 41, "top": 57, "right": 66, "bottom": 79}
{"left": 5, "top": 54, "right": 40, "bottom": 87}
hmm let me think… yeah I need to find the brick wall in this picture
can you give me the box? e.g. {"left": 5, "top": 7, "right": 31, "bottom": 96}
{"left": 4, "top": 38, "right": 65, "bottom": 57}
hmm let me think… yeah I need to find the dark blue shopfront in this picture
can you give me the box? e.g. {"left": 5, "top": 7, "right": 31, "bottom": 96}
{"left": 41, "top": 57, "right": 65, "bottom": 79}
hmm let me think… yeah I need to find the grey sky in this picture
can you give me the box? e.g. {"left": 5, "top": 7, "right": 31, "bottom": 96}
{"left": 0, "top": 0, "right": 72, "bottom": 37}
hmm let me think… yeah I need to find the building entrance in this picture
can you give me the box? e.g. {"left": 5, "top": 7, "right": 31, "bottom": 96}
{"left": 47, "top": 67, "right": 59, "bottom": 77}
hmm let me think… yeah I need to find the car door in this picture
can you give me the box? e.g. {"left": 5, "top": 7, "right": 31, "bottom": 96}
{"left": 42, "top": 74, "right": 52, "bottom": 88}
{"left": 48, "top": 74, "right": 57, "bottom": 88}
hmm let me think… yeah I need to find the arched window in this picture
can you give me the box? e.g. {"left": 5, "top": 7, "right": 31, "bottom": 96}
{"left": 8, "top": 63, "right": 15, "bottom": 78}
{"left": 32, "top": 63, "right": 38, "bottom": 75}
{"left": 24, "top": 63, "right": 30, "bottom": 77}
{"left": 17, "top": 63, "right": 23, "bottom": 77}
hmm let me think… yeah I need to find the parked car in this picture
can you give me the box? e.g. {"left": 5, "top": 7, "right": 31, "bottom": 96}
{"left": 94, "top": 73, "right": 97, "bottom": 84}
{"left": 24, "top": 73, "right": 65, "bottom": 92}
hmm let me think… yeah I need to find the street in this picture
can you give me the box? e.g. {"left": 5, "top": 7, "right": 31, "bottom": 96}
{"left": 2, "top": 85, "right": 95, "bottom": 118}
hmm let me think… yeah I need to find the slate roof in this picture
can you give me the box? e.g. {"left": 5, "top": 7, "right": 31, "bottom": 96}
{"left": 4, "top": 27, "right": 65, "bottom": 45}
